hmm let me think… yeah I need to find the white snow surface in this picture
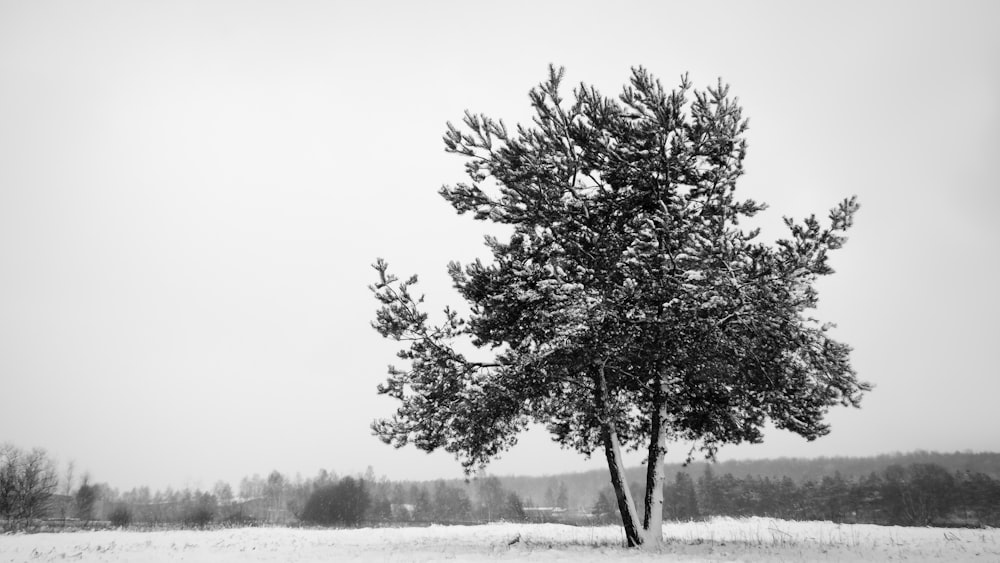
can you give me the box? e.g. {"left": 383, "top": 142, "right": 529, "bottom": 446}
{"left": 1, "top": 518, "right": 998, "bottom": 562}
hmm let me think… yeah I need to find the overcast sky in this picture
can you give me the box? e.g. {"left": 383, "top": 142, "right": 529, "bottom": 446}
{"left": 1, "top": 0, "right": 998, "bottom": 492}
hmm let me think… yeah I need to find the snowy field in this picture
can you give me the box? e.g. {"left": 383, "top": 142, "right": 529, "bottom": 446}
{"left": 2, "top": 518, "right": 998, "bottom": 562}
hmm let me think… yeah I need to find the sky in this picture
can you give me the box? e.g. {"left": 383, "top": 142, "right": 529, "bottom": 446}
{"left": 1, "top": 0, "right": 998, "bottom": 492}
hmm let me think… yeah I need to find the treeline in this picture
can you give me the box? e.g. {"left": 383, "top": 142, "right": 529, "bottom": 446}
{"left": 5, "top": 442, "right": 999, "bottom": 531}
{"left": 104, "top": 470, "right": 529, "bottom": 528}
{"left": 592, "top": 463, "right": 1000, "bottom": 527}
{"left": 503, "top": 451, "right": 1000, "bottom": 512}
{"left": 1, "top": 449, "right": 533, "bottom": 530}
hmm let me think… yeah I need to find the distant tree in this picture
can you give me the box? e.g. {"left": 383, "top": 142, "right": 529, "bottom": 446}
{"left": 301, "top": 485, "right": 335, "bottom": 525}
{"left": 592, "top": 491, "right": 616, "bottom": 523}
{"left": 0, "top": 446, "right": 59, "bottom": 528}
{"left": 851, "top": 472, "right": 882, "bottom": 522}
{"left": 817, "top": 472, "right": 850, "bottom": 521}
{"left": 881, "top": 463, "right": 955, "bottom": 525}
{"left": 0, "top": 445, "right": 18, "bottom": 526}
{"left": 504, "top": 492, "right": 526, "bottom": 521}
{"left": 555, "top": 481, "right": 569, "bottom": 509}
{"left": 60, "top": 461, "right": 74, "bottom": 523}
{"left": 956, "top": 471, "right": 1000, "bottom": 525}
{"left": 470, "top": 475, "right": 526, "bottom": 521}
{"left": 370, "top": 65, "right": 867, "bottom": 548}
{"left": 0, "top": 445, "right": 19, "bottom": 527}
{"left": 109, "top": 504, "right": 132, "bottom": 528}
{"left": 409, "top": 484, "right": 432, "bottom": 520}
{"left": 183, "top": 492, "right": 217, "bottom": 528}
{"left": 18, "top": 448, "right": 58, "bottom": 525}
{"left": 431, "top": 480, "right": 471, "bottom": 521}
{"left": 213, "top": 481, "right": 234, "bottom": 505}
{"left": 239, "top": 474, "right": 264, "bottom": 500}
{"left": 301, "top": 476, "right": 370, "bottom": 526}
{"left": 75, "top": 475, "right": 98, "bottom": 522}
{"left": 663, "top": 472, "right": 699, "bottom": 520}
{"left": 366, "top": 492, "right": 392, "bottom": 521}
{"left": 713, "top": 473, "right": 742, "bottom": 516}
{"left": 266, "top": 470, "right": 286, "bottom": 516}
{"left": 475, "top": 476, "right": 507, "bottom": 521}
{"left": 775, "top": 476, "right": 800, "bottom": 519}
{"left": 544, "top": 481, "right": 557, "bottom": 508}
{"left": 315, "top": 469, "right": 331, "bottom": 488}
{"left": 697, "top": 466, "right": 721, "bottom": 517}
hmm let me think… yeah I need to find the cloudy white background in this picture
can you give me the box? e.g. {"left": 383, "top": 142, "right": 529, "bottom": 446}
{"left": 1, "top": 0, "right": 997, "bottom": 491}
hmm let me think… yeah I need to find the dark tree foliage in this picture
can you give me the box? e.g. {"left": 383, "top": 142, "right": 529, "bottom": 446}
{"left": 108, "top": 504, "right": 132, "bottom": 528}
{"left": 301, "top": 477, "right": 370, "bottom": 527}
{"left": 182, "top": 492, "right": 217, "bottom": 528}
{"left": 409, "top": 483, "right": 432, "bottom": 520}
{"left": 370, "top": 65, "right": 867, "bottom": 547}
{"left": 474, "top": 475, "right": 525, "bottom": 521}
{"left": 881, "top": 463, "right": 957, "bottom": 525}
{"left": 592, "top": 491, "right": 616, "bottom": 523}
{"left": 685, "top": 462, "right": 999, "bottom": 527}
{"left": 663, "top": 472, "right": 699, "bottom": 520}
{"left": 366, "top": 494, "right": 392, "bottom": 521}
{"left": 75, "top": 478, "right": 99, "bottom": 521}
{"left": 505, "top": 492, "right": 526, "bottom": 521}
{"left": 0, "top": 445, "right": 58, "bottom": 529}
{"left": 430, "top": 480, "right": 472, "bottom": 521}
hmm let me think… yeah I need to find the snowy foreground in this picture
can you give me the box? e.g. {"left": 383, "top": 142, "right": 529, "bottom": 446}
{"left": 2, "top": 518, "right": 998, "bottom": 562}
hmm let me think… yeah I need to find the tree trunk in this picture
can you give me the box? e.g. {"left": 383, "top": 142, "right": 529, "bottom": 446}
{"left": 640, "top": 389, "right": 668, "bottom": 547}
{"left": 596, "top": 363, "right": 669, "bottom": 549}
{"left": 601, "top": 422, "right": 643, "bottom": 546}
{"left": 594, "top": 363, "right": 644, "bottom": 547}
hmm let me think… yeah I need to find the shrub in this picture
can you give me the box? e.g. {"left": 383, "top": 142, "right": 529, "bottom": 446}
{"left": 183, "top": 505, "right": 214, "bottom": 528}
{"left": 183, "top": 492, "right": 217, "bottom": 528}
{"left": 109, "top": 504, "right": 132, "bottom": 528}
{"left": 301, "top": 477, "right": 370, "bottom": 526}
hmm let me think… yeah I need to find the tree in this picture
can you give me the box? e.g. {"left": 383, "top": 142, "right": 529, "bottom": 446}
{"left": 301, "top": 476, "right": 370, "bottom": 526}
{"left": 213, "top": 481, "right": 234, "bottom": 505}
{"left": 592, "top": 491, "right": 615, "bottom": 523}
{"left": 266, "top": 470, "right": 286, "bottom": 520}
{"left": 504, "top": 492, "right": 526, "bottom": 521}
{"left": 0, "top": 446, "right": 59, "bottom": 529}
{"left": 555, "top": 480, "right": 569, "bottom": 509}
{"left": 431, "top": 480, "right": 471, "bottom": 521}
{"left": 60, "top": 461, "right": 74, "bottom": 524}
{"left": 475, "top": 475, "right": 507, "bottom": 521}
{"left": 882, "top": 463, "right": 956, "bottom": 525}
{"left": 183, "top": 491, "right": 217, "bottom": 528}
{"left": 109, "top": 504, "right": 132, "bottom": 528}
{"left": 544, "top": 481, "right": 557, "bottom": 507}
{"left": 75, "top": 475, "right": 98, "bottom": 522}
{"left": 0, "top": 445, "right": 18, "bottom": 527}
{"left": 370, "top": 65, "right": 868, "bottom": 548}
{"left": 664, "top": 472, "right": 699, "bottom": 520}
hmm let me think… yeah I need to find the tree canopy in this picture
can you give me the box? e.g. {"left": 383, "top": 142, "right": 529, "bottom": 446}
{"left": 370, "top": 65, "right": 868, "bottom": 547}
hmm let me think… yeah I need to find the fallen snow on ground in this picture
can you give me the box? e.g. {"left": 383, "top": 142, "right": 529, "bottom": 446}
{"left": 1, "top": 518, "right": 998, "bottom": 562}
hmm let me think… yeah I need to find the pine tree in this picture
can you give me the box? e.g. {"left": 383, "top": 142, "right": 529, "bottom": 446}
{"left": 371, "top": 65, "right": 868, "bottom": 548}
{"left": 75, "top": 476, "right": 98, "bottom": 522}
{"left": 592, "top": 490, "right": 615, "bottom": 522}
{"left": 664, "top": 472, "right": 699, "bottom": 520}
{"left": 556, "top": 481, "right": 569, "bottom": 509}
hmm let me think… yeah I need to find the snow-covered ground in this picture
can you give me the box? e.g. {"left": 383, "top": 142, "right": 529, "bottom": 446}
{"left": 1, "top": 518, "right": 997, "bottom": 562}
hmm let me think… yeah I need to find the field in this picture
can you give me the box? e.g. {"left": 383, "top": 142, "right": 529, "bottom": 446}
{"left": 1, "top": 518, "right": 998, "bottom": 562}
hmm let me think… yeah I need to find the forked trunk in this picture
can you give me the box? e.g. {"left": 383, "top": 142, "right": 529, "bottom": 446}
{"left": 640, "top": 389, "right": 668, "bottom": 547}
{"left": 596, "top": 364, "right": 669, "bottom": 549}
{"left": 601, "top": 422, "right": 643, "bottom": 546}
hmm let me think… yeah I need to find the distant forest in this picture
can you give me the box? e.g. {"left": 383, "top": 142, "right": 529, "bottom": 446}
{"left": 2, "top": 447, "right": 998, "bottom": 531}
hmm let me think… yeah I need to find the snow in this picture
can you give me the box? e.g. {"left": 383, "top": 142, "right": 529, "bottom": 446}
{"left": 1, "top": 518, "right": 997, "bottom": 562}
